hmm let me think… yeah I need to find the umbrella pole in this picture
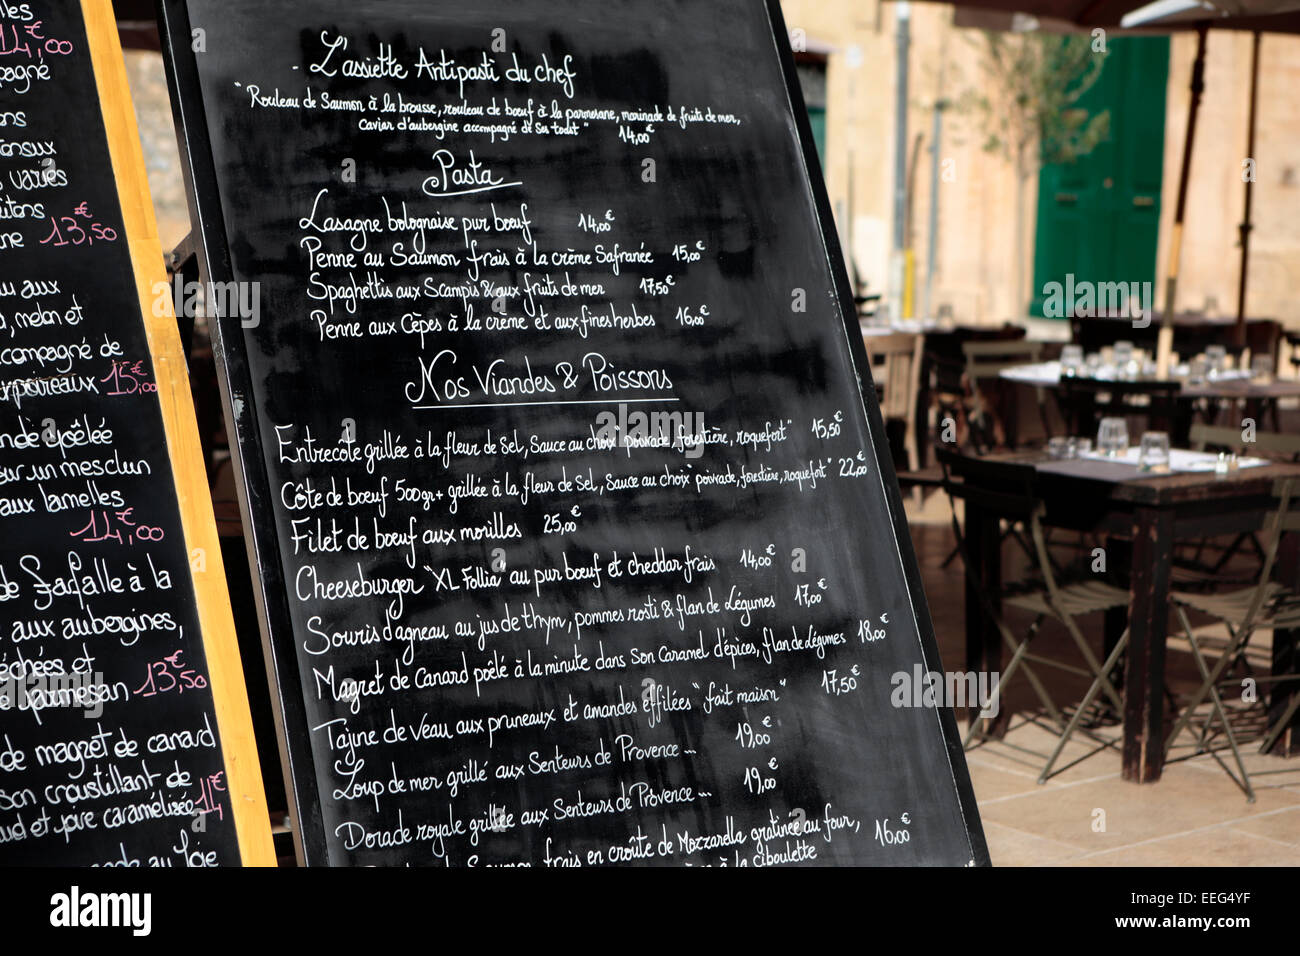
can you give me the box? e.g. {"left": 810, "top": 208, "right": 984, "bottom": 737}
{"left": 1157, "top": 22, "right": 1209, "bottom": 378}
{"left": 1234, "top": 30, "right": 1261, "bottom": 349}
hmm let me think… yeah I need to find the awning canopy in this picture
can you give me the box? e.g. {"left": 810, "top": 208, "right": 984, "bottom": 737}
{"left": 900, "top": 0, "right": 1300, "bottom": 32}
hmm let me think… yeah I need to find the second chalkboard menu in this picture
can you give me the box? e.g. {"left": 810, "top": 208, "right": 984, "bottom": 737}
{"left": 0, "top": 0, "right": 272, "bottom": 866}
{"left": 160, "top": 0, "right": 988, "bottom": 866}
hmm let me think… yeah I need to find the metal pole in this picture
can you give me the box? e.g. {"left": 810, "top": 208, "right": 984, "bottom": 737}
{"left": 925, "top": 99, "right": 943, "bottom": 321}
{"left": 1157, "top": 22, "right": 1209, "bottom": 378}
{"left": 890, "top": 1, "right": 910, "bottom": 323}
{"left": 1234, "top": 30, "right": 1261, "bottom": 347}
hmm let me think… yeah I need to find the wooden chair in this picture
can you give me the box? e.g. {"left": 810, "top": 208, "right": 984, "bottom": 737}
{"left": 1286, "top": 331, "right": 1300, "bottom": 375}
{"left": 1190, "top": 423, "right": 1300, "bottom": 463}
{"left": 1057, "top": 376, "right": 1181, "bottom": 437}
{"left": 937, "top": 448, "right": 1131, "bottom": 783}
{"left": 924, "top": 325, "right": 1026, "bottom": 456}
{"left": 961, "top": 339, "right": 1050, "bottom": 450}
{"left": 1245, "top": 320, "right": 1283, "bottom": 371}
{"left": 863, "top": 332, "right": 922, "bottom": 472}
{"left": 1163, "top": 478, "right": 1300, "bottom": 800}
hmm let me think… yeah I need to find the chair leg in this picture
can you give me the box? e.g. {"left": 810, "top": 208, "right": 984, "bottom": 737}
{"left": 1038, "top": 629, "right": 1129, "bottom": 784}
{"left": 1182, "top": 617, "right": 1255, "bottom": 801}
{"left": 965, "top": 628, "right": 1033, "bottom": 747}
{"left": 964, "top": 616, "right": 1061, "bottom": 746}
{"left": 1259, "top": 681, "right": 1300, "bottom": 755}
{"left": 1210, "top": 532, "right": 1264, "bottom": 575}
{"left": 1057, "top": 614, "right": 1125, "bottom": 714}
{"left": 1012, "top": 616, "right": 1067, "bottom": 730}
{"left": 904, "top": 416, "right": 919, "bottom": 474}
{"left": 1035, "top": 389, "right": 1054, "bottom": 442}
{"left": 1164, "top": 609, "right": 1252, "bottom": 757}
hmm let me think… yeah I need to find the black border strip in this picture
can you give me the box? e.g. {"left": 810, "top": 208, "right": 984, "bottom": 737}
{"left": 761, "top": 0, "right": 988, "bottom": 866}
{"left": 155, "top": 0, "right": 327, "bottom": 865}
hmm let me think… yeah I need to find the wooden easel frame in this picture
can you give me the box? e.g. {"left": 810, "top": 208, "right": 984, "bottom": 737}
{"left": 81, "top": 0, "right": 275, "bottom": 866}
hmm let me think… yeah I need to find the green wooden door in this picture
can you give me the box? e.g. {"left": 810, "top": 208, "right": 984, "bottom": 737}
{"left": 1029, "top": 37, "right": 1169, "bottom": 318}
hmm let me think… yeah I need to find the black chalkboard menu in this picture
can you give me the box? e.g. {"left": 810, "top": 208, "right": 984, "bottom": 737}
{"left": 160, "top": 0, "right": 988, "bottom": 866}
{"left": 0, "top": 0, "right": 273, "bottom": 865}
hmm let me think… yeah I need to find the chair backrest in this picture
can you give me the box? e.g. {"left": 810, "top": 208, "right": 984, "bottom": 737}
{"left": 1072, "top": 314, "right": 1160, "bottom": 354}
{"left": 1274, "top": 478, "right": 1300, "bottom": 534}
{"left": 1057, "top": 376, "right": 1181, "bottom": 436}
{"left": 863, "top": 332, "right": 922, "bottom": 422}
{"left": 1190, "top": 423, "right": 1300, "bottom": 461}
{"left": 1245, "top": 320, "right": 1282, "bottom": 369}
{"left": 935, "top": 446, "right": 1061, "bottom": 597}
{"left": 924, "top": 324, "right": 1025, "bottom": 393}
{"left": 1286, "top": 330, "right": 1300, "bottom": 371}
{"left": 962, "top": 339, "right": 1043, "bottom": 382}
{"left": 935, "top": 447, "right": 1043, "bottom": 524}
{"left": 1234, "top": 478, "right": 1300, "bottom": 634}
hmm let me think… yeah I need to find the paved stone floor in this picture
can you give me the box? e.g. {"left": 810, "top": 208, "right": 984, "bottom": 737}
{"left": 906, "top": 490, "right": 1300, "bottom": 866}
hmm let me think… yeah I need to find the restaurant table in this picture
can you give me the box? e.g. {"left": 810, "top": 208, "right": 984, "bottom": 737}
{"left": 997, "top": 361, "right": 1291, "bottom": 398}
{"left": 1071, "top": 313, "right": 1281, "bottom": 359}
{"left": 1180, "top": 376, "right": 1300, "bottom": 402}
{"left": 1001, "top": 362, "right": 1300, "bottom": 437}
{"left": 962, "top": 451, "right": 1300, "bottom": 783}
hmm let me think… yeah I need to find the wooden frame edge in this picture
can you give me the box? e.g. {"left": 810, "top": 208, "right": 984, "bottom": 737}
{"left": 80, "top": 0, "right": 276, "bottom": 867}
{"left": 761, "top": 0, "right": 991, "bottom": 866}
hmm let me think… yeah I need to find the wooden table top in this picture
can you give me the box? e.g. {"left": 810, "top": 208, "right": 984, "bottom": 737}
{"left": 988, "top": 450, "right": 1300, "bottom": 507}
{"left": 1000, "top": 362, "right": 1300, "bottom": 401}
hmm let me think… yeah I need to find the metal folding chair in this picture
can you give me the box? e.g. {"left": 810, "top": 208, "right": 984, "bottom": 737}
{"left": 1186, "top": 423, "right": 1300, "bottom": 576}
{"left": 1163, "top": 478, "right": 1300, "bottom": 801}
{"left": 937, "top": 448, "right": 1131, "bottom": 783}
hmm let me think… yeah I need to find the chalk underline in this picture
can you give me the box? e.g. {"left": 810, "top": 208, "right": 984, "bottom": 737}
{"left": 421, "top": 182, "right": 523, "bottom": 197}
{"left": 413, "top": 397, "right": 679, "bottom": 410}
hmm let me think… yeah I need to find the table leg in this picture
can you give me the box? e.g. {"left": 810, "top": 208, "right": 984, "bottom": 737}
{"left": 1104, "top": 535, "right": 1132, "bottom": 694}
{"left": 1171, "top": 401, "right": 1194, "bottom": 448}
{"left": 964, "top": 501, "right": 1003, "bottom": 735}
{"left": 1268, "top": 531, "right": 1300, "bottom": 756}
{"left": 915, "top": 364, "right": 931, "bottom": 470}
{"left": 1123, "top": 506, "right": 1174, "bottom": 782}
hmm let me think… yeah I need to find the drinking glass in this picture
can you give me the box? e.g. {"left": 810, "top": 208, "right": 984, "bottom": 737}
{"left": 1048, "top": 437, "right": 1070, "bottom": 459}
{"left": 1138, "top": 431, "right": 1171, "bottom": 473}
{"left": 1205, "top": 344, "right": 1227, "bottom": 378}
{"left": 1251, "top": 353, "right": 1275, "bottom": 383}
{"left": 1060, "top": 344, "right": 1084, "bottom": 377}
{"left": 1114, "top": 340, "right": 1135, "bottom": 377}
{"left": 1097, "top": 417, "right": 1129, "bottom": 458}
